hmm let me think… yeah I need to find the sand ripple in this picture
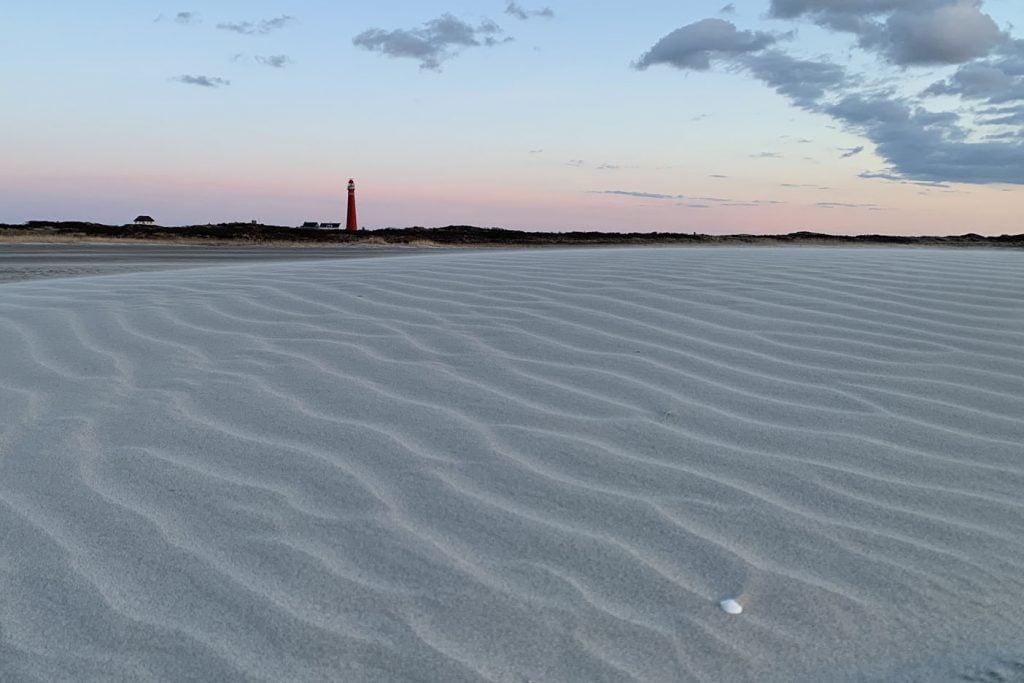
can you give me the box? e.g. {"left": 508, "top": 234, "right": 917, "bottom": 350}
{"left": 1, "top": 247, "right": 1022, "bottom": 682}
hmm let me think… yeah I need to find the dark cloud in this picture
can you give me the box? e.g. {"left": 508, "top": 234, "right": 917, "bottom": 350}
{"left": 217, "top": 15, "right": 295, "bottom": 35}
{"left": 858, "top": 171, "right": 904, "bottom": 181}
{"left": 353, "top": 13, "right": 507, "bottom": 70}
{"left": 979, "top": 104, "right": 1024, "bottom": 125}
{"left": 984, "top": 130, "right": 1024, "bottom": 140}
{"left": 769, "top": 0, "right": 925, "bottom": 39}
{"left": 995, "top": 39, "right": 1024, "bottom": 76}
{"left": 828, "top": 94, "right": 1024, "bottom": 183}
{"left": 924, "top": 61, "right": 1024, "bottom": 103}
{"left": 255, "top": 55, "right": 291, "bottom": 68}
{"left": 769, "top": 0, "right": 1004, "bottom": 66}
{"left": 925, "top": 63, "right": 1016, "bottom": 98}
{"left": 172, "top": 75, "right": 230, "bottom": 88}
{"left": 840, "top": 145, "right": 865, "bottom": 157}
{"left": 739, "top": 50, "right": 847, "bottom": 106}
{"left": 632, "top": 20, "right": 846, "bottom": 107}
{"left": 720, "top": 4, "right": 737, "bottom": 14}
{"left": 881, "top": 1, "right": 1002, "bottom": 65}
{"left": 772, "top": 0, "right": 924, "bottom": 12}
{"left": 505, "top": 2, "right": 554, "bottom": 20}
{"left": 828, "top": 94, "right": 906, "bottom": 124}
{"left": 637, "top": 7, "right": 1024, "bottom": 185}
{"left": 634, "top": 19, "right": 778, "bottom": 71}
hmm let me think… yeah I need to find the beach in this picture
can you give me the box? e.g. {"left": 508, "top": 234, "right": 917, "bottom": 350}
{"left": 0, "top": 246, "right": 1022, "bottom": 681}
{"left": 0, "top": 243, "right": 440, "bottom": 284}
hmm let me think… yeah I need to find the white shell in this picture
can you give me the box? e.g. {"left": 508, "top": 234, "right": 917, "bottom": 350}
{"left": 720, "top": 598, "right": 743, "bottom": 615}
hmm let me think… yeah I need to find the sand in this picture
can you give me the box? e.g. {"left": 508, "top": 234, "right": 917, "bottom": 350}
{"left": 0, "top": 243, "right": 438, "bottom": 283}
{"left": 0, "top": 247, "right": 1022, "bottom": 682}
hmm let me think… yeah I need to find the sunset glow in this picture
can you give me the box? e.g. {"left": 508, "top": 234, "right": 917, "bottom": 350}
{"left": 4, "top": 1, "right": 1023, "bottom": 234}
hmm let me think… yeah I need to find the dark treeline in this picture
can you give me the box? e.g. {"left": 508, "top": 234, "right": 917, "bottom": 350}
{"left": 3, "top": 221, "right": 1023, "bottom": 248}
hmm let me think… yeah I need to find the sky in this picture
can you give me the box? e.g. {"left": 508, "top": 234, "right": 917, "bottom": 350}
{"left": 2, "top": 0, "right": 1023, "bottom": 235}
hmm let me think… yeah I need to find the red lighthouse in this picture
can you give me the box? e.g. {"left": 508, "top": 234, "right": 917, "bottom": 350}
{"left": 346, "top": 179, "right": 358, "bottom": 232}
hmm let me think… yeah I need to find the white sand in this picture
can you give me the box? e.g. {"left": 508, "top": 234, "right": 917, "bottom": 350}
{"left": 0, "top": 247, "right": 1022, "bottom": 682}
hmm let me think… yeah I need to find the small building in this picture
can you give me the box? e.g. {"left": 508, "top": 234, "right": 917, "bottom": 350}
{"left": 134, "top": 215, "right": 155, "bottom": 225}
{"left": 320, "top": 222, "right": 342, "bottom": 229}
{"left": 301, "top": 221, "right": 320, "bottom": 229}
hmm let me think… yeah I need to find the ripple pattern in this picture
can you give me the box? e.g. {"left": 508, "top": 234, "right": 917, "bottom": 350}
{"left": 1, "top": 247, "right": 1022, "bottom": 682}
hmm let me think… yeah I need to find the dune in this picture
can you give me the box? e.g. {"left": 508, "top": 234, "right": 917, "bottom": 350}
{"left": 0, "top": 246, "right": 1022, "bottom": 682}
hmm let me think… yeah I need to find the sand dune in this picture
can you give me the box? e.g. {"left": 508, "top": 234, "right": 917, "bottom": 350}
{"left": 1, "top": 247, "right": 1022, "bottom": 682}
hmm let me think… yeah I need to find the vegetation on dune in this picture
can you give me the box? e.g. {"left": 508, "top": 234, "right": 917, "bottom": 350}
{"left": 1, "top": 221, "right": 1022, "bottom": 247}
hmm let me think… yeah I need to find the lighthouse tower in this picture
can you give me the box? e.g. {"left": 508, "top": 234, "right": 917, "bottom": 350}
{"left": 346, "top": 179, "right": 358, "bottom": 232}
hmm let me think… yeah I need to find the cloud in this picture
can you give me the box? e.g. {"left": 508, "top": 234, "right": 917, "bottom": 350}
{"left": 156, "top": 11, "right": 200, "bottom": 25}
{"left": 172, "top": 75, "right": 230, "bottom": 88}
{"left": 858, "top": 171, "right": 952, "bottom": 187}
{"left": 751, "top": 151, "right": 782, "bottom": 158}
{"left": 840, "top": 145, "right": 865, "bottom": 157}
{"left": 816, "top": 201, "right": 883, "bottom": 209}
{"left": 634, "top": 19, "right": 778, "bottom": 71}
{"left": 217, "top": 15, "right": 295, "bottom": 35}
{"left": 632, "top": 20, "right": 847, "bottom": 107}
{"left": 997, "top": 39, "right": 1024, "bottom": 76}
{"left": 636, "top": 7, "right": 1024, "bottom": 185}
{"left": 979, "top": 104, "right": 1024, "bottom": 125}
{"left": 925, "top": 62, "right": 1015, "bottom": 97}
{"left": 566, "top": 160, "right": 636, "bottom": 170}
{"left": 594, "top": 190, "right": 785, "bottom": 207}
{"left": 984, "top": 130, "right": 1024, "bottom": 140}
{"left": 882, "top": 1, "right": 1003, "bottom": 65}
{"left": 353, "top": 13, "right": 507, "bottom": 70}
{"left": 923, "top": 61, "right": 1024, "bottom": 102}
{"left": 720, "top": 200, "right": 786, "bottom": 206}
{"left": 721, "top": 4, "right": 737, "bottom": 14}
{"left": 858, "top": 171, "right": 904, "bottom": 182}
{"left": 595, "top": 190, "right": 684, "bottom": 200}
{"left": 505, "top": 2, "right": 554, "bottom": 20}
{"left": 769, "top": 0, "right": 1004, "bottom": 66}
{"left": 256, "top": 55, "right": 291, "bottom": 68}
{"left": 827, "top": 94, "right": 1024, "bottom": 183}
{"left": 739, "top": 50, "right": 847, "bottom": 106}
